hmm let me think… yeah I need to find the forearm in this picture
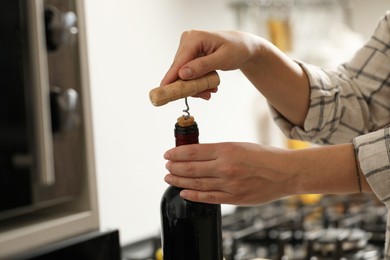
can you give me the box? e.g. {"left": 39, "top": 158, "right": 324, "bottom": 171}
{"left": 240, "top": 39, "right": 310, "bottom": 127}
{"left": 289, "top": 143, "right": 372, "bottom": 195}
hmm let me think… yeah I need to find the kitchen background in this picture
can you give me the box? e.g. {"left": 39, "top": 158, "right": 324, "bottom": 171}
{"left": 83, "top": 0, "right": 389, "bottom": 246}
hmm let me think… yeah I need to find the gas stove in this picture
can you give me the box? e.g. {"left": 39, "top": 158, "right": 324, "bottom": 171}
{"left": 221, "top": 194, "right": 386, "bottom": 260}
{"left": 122, "top": 194, "right": 386, "bottom": 260}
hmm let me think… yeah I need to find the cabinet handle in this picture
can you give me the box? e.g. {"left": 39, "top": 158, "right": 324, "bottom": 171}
{"left": 27, "top": 0, "right": 55, "bottom": 186}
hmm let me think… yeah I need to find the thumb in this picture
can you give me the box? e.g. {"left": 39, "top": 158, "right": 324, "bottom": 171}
{"left": 178, "top": 53, "right": 220, "bottom": 80}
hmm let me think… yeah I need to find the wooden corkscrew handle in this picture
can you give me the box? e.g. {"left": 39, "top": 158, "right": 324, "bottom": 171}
{"left": 149, "top": 71, "right": 220, "bottom": 106}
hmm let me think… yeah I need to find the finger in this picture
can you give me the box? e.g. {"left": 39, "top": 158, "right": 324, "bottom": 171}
{"left": 164, "top": 174, "right": 220, "bottom": 191}
{"left": 165, "top": 160, "right": 216, "bottom": 178}
{"left": 159, "top": 32, "right": 193, "bottom": 86}
{"left": 194, "top": 91, "right": 212, "bottom": 100}
{"left": 180, "top": 189, "right": 233, "bottom": 204}
{"left": 178, "top": 52, "right": 223, "bottom": 80}
{"left": 160, "top": 31, "right": 208, "bottom": 86}
{"left": 164, "top": 144, "right": 218, "bottom": 162}
{"left": 160, "top": 65, "right": 181, "bottom": 87}
{"left": 164, "top": 30, "right": 228, "bottom": 83}
{"left": 192, "top": 87, "right": 218, "bottom": 100}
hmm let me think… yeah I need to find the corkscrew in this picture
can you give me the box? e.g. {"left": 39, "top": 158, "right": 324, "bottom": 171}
{"left": 182, "top": 97, "right": 190, "bottom": 119}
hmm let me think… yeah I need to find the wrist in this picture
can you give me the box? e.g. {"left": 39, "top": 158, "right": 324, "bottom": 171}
{"left": 289, "top": 144, "right": 366, "bottom": 195}
{"left": 267, "top": 148, "right": 302, "bottom": 198}
{"left": 283, "top": 149, "right": 305, "bottom": 196}
{"left": 239, "top": 37, "right": 270, "bottom": 75}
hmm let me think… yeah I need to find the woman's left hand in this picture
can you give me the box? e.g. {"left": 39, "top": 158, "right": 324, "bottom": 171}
{"left": 164, "top": 142, "right": 296, "bottom": 205}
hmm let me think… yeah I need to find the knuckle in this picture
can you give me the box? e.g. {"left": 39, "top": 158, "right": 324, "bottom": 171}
{"left": 187, "top": 29, "right": 201, "bottom": 37}
{"left": 219, "top": 164, "right": 237, "bottom": 178}
{"left": 170, "top": 175, "right": 181, "bottom": 187}
{"left": 185, "top": 162, "right": 196, "bottom": 176}
{"left": 192, "top": 178, "right": 203, "bottom": 190}
{"left": 185, "top": 146, "right": 198, "bottom": 160}
{"left": 181, "top": 30, "right": 201, "bottom": 42}
{"left": 198, "top": 192, "right": 218, "bottom": 204}
{"left": 206, "top": 193, "right": 217, "bottom": 203}
{"left": 197, "top": 58, "right": 212, "bottom": 72}
{"left": 183, "top": 190, "right": 198, "bottom": 202}
{"left": 180, "top": 30, "right": 190, "bottom": 41}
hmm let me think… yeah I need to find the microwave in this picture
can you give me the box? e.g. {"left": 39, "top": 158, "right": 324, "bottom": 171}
{"left": 0, "top": 0, "right": 89, "bottom": 220}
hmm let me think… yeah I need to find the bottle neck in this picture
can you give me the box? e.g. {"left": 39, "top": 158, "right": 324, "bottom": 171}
{"left": 174, "top": 122, "right": 199, "bottom": 147}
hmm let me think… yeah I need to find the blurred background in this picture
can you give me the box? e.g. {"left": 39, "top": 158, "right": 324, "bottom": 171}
{"left": 83, "top": 0, "right": 389, "bottom": 246}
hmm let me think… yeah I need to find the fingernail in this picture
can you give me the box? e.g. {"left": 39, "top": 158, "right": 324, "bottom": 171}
{"left": 164, "top": 174, "right": 172, "bottom": 184}
{"left": 164, "top": 151, "right": 170, "bottom": 160}
{"left": 180, "top": 190, "right": 188, "bottom": 198}
{"left": 180, "top": 68, "right": 193, "bottom": 79}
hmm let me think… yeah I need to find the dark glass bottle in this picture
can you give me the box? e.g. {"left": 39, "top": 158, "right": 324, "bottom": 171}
{"left": 160, "top": 116, "right": 223, "bottom": 260}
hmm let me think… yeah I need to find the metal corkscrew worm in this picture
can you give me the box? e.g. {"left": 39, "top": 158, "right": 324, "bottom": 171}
{"left": 183, "top": 97, "right": 190, "bottom": 119}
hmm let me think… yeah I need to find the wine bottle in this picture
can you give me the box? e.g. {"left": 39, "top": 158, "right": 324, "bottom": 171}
{"left": 160, "top": 115, "right": 223, "bottom": 260}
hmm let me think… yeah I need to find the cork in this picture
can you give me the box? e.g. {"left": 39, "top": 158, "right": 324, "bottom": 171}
{"left": 177, "top": 115, "right": 195, "bottom": 127}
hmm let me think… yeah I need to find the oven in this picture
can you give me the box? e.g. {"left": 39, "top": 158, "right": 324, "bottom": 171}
{"left": 0, "top": 0, "right": 87, "bottom": 220}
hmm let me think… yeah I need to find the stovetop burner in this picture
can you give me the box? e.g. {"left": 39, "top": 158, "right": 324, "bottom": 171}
{"left": 122, "top": 194, "right": 387, "bottom": 260}
{"left": 222, "top": 194, "right": 386, "bottom": 260}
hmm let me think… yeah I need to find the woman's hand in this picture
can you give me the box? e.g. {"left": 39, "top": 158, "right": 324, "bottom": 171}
{"left": 160, "top": 30, "right": 262, "bottom": 99}
{"left": 164, "top": 142, "right": 297, "bottom": 205}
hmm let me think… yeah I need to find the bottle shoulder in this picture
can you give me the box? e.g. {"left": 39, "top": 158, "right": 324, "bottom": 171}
{"left": 161, "top": 185, "right": 221, "bottom": 218}
{"left": 162, "top": 185, "right": 182, "bottom": 198}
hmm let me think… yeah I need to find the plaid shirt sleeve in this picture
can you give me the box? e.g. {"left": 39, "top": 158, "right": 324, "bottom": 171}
{"left": 270, "top": 11, "right": 390, "bottom": 257}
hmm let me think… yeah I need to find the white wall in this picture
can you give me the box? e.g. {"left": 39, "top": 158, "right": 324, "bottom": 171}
{"left": 83, "top": 0, "right": 258, "bottom": 245}
{"left": 83, "top": 0, "right": 389, "bottom": 245}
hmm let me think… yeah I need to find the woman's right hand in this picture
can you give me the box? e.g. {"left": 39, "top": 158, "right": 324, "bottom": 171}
{"left": 160, "top": 30, "right": 264, "bottom": 98}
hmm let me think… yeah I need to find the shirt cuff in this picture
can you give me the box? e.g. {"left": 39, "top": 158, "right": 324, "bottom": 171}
{"left": 353, "top": 128, "right": 390, "bottom": 206}
{"left": 270, "top": 60, "right": 341, "bottom": 143}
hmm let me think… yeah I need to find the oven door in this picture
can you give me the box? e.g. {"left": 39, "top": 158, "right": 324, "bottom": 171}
{"left": 0, "top": 0, "right": 85, "bottom": 220}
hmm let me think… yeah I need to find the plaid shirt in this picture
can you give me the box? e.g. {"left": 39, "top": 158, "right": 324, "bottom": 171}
{"left": 271, "top": 11, "right": 390, "bottom": 257}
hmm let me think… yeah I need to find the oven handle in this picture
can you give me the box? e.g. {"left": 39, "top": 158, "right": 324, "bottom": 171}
{"left": 28, "top": 0, "right": 56, "bottom": 186}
